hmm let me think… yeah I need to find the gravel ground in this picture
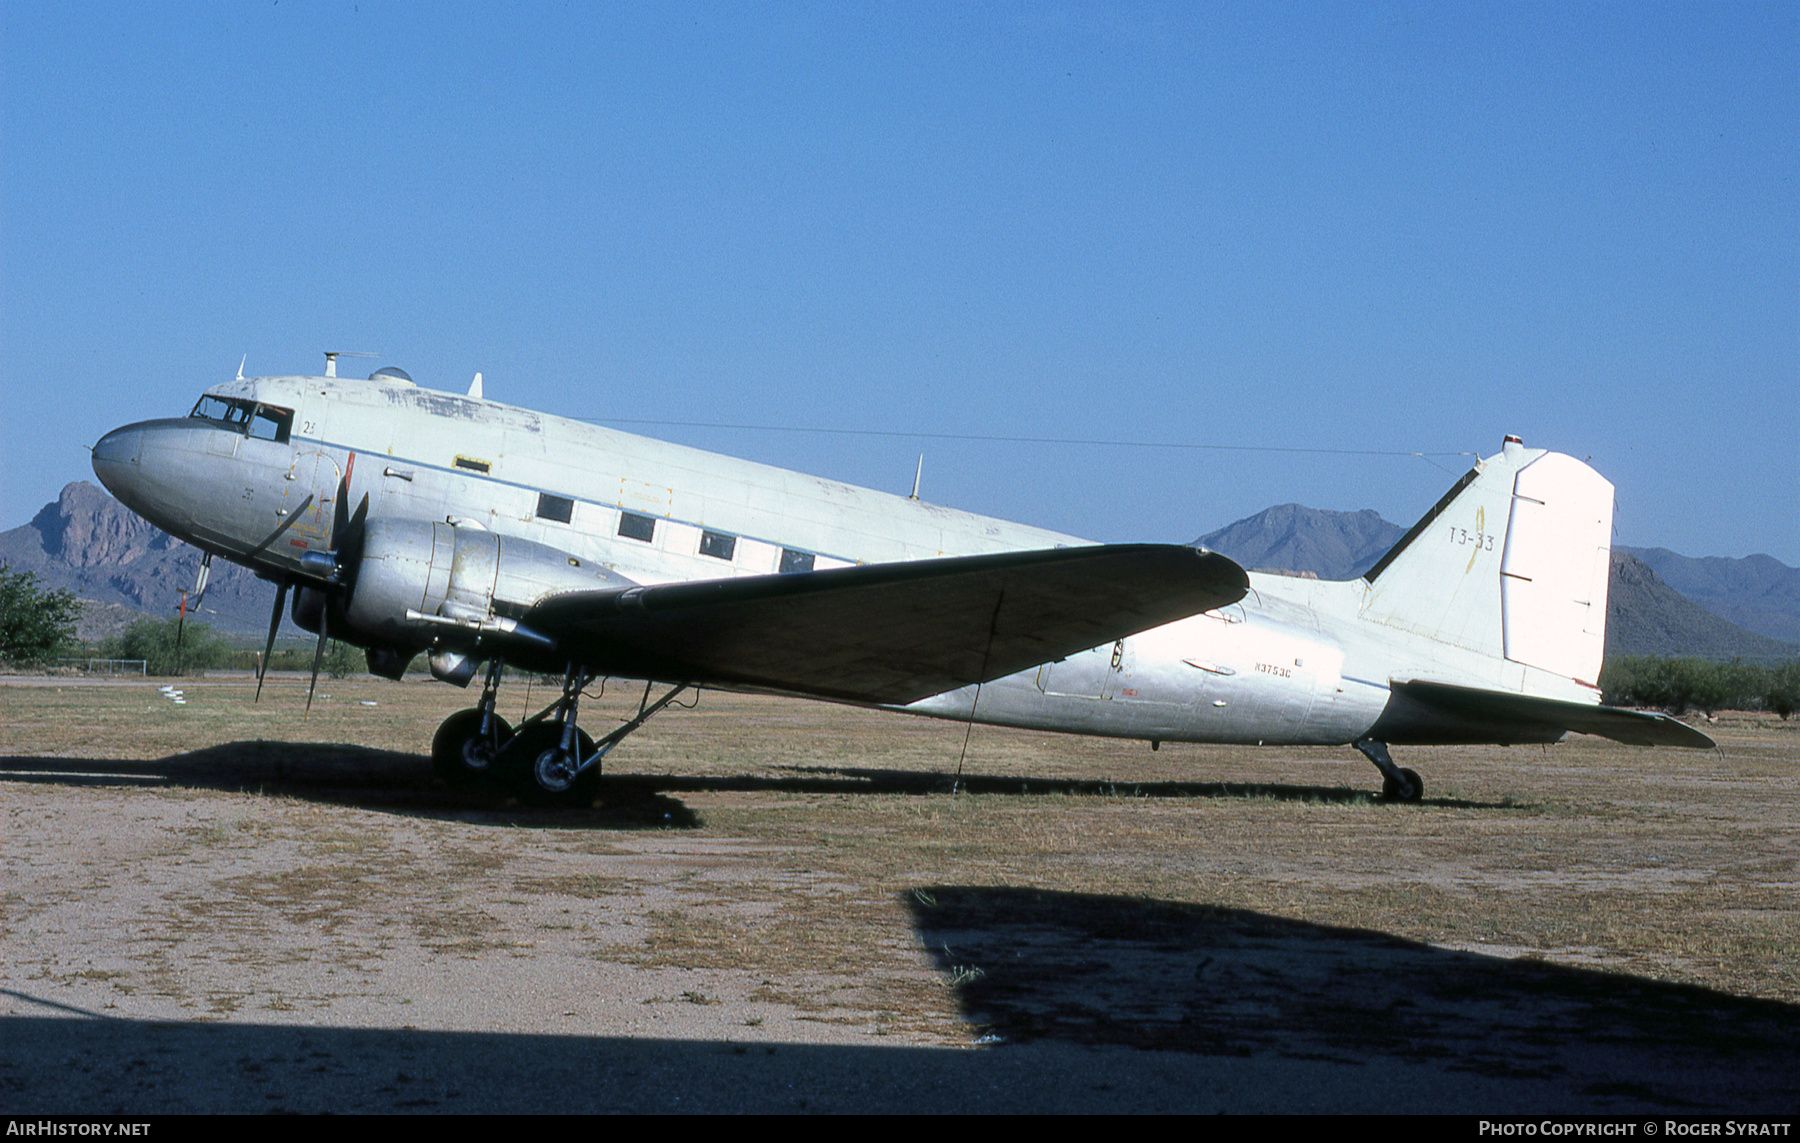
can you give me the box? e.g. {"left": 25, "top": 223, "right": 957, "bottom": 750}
{"left": 4, "top": 674, "right": 1797, "bottom": 1114}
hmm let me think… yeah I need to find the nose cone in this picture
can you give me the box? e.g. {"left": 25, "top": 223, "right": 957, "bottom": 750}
{"left": 90, "top": 417, "right": 257, "bottom": 549}
{"left": 91, "top": 424, "right": 144, "bottom": 498}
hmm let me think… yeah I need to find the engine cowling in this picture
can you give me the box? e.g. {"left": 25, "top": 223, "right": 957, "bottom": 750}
{"left": 313, "top": 519, "right": 631, "bottom": 666}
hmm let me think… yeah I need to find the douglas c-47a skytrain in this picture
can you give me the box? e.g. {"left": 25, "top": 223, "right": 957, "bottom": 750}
{"left": 91, "top": 357, "right": 1711, "bottom": 806}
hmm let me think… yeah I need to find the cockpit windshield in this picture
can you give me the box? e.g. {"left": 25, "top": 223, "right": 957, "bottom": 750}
{"left": 190, "top": 395, "right": 293, "bottom": 443}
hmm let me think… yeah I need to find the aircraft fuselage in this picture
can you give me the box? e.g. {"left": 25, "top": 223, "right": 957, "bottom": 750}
{"left": 93, "top": 369, "right": 1612, "bottom": 759}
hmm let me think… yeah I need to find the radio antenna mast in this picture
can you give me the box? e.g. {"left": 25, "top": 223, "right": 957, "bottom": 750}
{"left": 322, "top": 350, "right": 380, "bottom": 378}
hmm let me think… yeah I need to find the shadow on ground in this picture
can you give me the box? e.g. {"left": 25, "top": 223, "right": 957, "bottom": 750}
{"left": 0, "top": 745, "right": 697, "bottom": 829}
{"left": 907, "top": 885, "right": 1800, "bottom": 1111}
{"left": 766, "top": 764, "right": 1518, "bottom": 808}
{"left": 1, "top": 743, "right": 1517, "bottom": 826}
{"left": 8, "top": 885, "right": 1797, "bottom": 1112}
{"left": 0, "top": 1005, "right": 1569, "bottom": 1114}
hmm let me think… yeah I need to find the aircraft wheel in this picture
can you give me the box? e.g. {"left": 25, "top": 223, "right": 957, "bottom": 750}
{"left": 1381, "top": 767, "right": 1424, "bottom": 802}
{"left": 431, "top": 709, "right": 514, "bottom": 786}
{"left": 498, "top": 723, "right": 600, "bottom": 808}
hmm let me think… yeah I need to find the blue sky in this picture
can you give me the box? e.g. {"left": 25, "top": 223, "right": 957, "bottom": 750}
{"left": 4, "top": 2, "right": 1795, "bottom": 563}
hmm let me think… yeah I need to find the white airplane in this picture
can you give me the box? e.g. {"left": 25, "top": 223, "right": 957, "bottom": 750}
{"left": 90, "top": 357, "right": 1711, "bottom": 806}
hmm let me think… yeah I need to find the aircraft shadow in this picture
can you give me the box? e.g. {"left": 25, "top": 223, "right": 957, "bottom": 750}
{"left": 1, "top": 743, "right": 1513, "bottom": 826}
{"left": 0, "top": 745, "right": 697, "bottom": 830}
{"left": 755, "top": 764, "right": 1515, "bottom": 808}
{"left": 906, "top": 885, "right": 1800, "bottom": 1111}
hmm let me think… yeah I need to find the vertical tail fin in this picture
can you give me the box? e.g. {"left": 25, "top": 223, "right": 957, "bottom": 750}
{"left": 1361, "top": 438, "right": 1613, "bottom": 687}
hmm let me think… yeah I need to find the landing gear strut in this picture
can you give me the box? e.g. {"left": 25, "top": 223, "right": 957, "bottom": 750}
{"left": 430, "top": 660, "right": 689, "bottom": 808}
{"left": 1354, "top": 738, "right": 1423, "bottom": 802}
{"left": 431, "top": 658, "right": 513, "bottom": 785}
{"left": 499, "top": 662, "right": 601, "bottom": 807}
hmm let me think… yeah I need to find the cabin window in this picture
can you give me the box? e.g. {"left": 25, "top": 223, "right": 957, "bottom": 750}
{"left": 536, "top": 493, "right": 573, "bottom": 524}
{"left": 618, "top": 512, "right": 656, "bottom": 542}
{"left": 454, "top": 456, "right": 491, "bottom": 474}
{"left": 699, "top": 530, "right": 737, "bottom": 561}
{"left": 779, "top": 548, "right": 816, "bottom": 574}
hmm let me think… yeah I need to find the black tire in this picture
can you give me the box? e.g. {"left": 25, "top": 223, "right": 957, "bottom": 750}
{"left": 431, "top": 709, "right": 514, "bottom": 786}
{"left": 497, "top": 722, "right": 600, "bottom": 808}
{"left": 1381, "top": 767, "right": 1424, "bottom": 802}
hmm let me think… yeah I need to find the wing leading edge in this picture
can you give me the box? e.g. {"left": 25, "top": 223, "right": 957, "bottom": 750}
{"left": 526, "top": 544, "right": 1249, "bottom": 704}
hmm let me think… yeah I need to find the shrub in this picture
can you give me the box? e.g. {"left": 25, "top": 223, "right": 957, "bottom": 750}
{"left": 1602, "top": 655, "right": 1800, "bottom": 717}
{"left": 103, "top": 616, "right": 232, "bottom": 677}
{"left": 1766, "top": 660, "right": 1800, "bottom": 720}
{"left": 0, "top": 565, "right": 81, "bottom": 663}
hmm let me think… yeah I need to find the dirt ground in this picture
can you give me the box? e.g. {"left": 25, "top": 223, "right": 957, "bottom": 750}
{"left": 3, "top": 672, "right": 1797, "bottom": 1113}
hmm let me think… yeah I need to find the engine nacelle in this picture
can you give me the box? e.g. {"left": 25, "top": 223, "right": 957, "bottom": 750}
{"left": 335, "top": 519, "right": 629, "bottom": 656}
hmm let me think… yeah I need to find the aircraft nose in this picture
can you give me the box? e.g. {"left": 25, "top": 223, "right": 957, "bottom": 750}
{"left": 91, "top": 424, "right": 144, "bottom": 495}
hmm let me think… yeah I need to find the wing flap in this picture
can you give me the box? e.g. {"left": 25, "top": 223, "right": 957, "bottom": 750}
{"left": 1392, "top": 679, "right": 1715, "bottom": 749}
{"left": 527, "top": 544, "right": 1248, "bottom": 704}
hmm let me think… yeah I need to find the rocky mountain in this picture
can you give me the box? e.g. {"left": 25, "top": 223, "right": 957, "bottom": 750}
{"left": 1606, "top": 552, "right": 1796, "bottom": 662}
{"left": 0, "top": 483, "right": 275, "bottom": 641}
{"left": 1620, "top": 547, "right": 1800, "bottom": 645}
{"left": 1196, "top": 505, "right": 1406, "bottom": 581}
{"left": 1198, "top": 505, "right": 1798, "bottom": 663}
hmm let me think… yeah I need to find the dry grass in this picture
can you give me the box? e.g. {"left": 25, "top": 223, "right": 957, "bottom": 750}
{"left": 2, "top": 672, "right": 1796, "bottom": 1055}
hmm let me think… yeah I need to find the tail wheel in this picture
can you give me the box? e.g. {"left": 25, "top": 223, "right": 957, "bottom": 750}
{"left": 431, "top": 709, "right": 514, "bottom": 786}
{"left": 497, "top": 722, "right": 600, "bottom": 808}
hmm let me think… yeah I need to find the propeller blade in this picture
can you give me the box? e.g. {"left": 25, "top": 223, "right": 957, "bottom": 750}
{"left": 175, "top": 591, "right": 188, "bottom": 649}
{"left": 305, "top": 605, "right": 328, "bottom": 718}
{"left": 255, "top": 581, "right": 289, "bottom": 703}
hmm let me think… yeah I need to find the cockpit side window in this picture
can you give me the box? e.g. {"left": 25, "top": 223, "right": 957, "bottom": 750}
{"left": 189, "top": 396, "right": 292, "bottom": 443}
{"left": 250, "top": 404, "right": 293, "bottom": 443}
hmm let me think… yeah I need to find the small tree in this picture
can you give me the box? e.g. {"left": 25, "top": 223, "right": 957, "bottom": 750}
{"left": 1766, "top": 660, "right": 1800, "bottom": 720}
{"left": 104, "top": 616, "right": 232, "bottom": 677}
{"left": 0, "top": 565, "right": 81, "bottom": 663}
{"left": 1676, "top": 657, "right": 1734, "bottom": 717}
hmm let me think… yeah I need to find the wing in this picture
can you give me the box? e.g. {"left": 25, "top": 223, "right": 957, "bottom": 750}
{"left": 526, "top": 544, "right": 1248, "bottom": 704}
{"left": 1389, "top": 679, "right": 1716, "bottom": 748}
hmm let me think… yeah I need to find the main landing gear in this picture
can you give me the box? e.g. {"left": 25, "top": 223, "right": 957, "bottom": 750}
{"left": 1354, "top": 738, "right": 1424, "bottom": 802}
{"left": 431, "top": 659, "right": 513, "bottom": 785}
{"left": 430, "top": 658, "right": 690, "bottom": 808}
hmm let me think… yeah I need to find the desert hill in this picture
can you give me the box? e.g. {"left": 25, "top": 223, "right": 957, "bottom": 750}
{"left": 1194, "top": 504, "right": 1406, "bottom": 581}
{"left": 1619, "top": 546, "right": 1800, "bottom": 645}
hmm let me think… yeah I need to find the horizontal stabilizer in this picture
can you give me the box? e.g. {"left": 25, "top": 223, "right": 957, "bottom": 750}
{"left": 1393, "top": 679, "right": 1715, "bottom": 749}
{"left": 528, "top": 544, "right": 1249, "bottom": 704}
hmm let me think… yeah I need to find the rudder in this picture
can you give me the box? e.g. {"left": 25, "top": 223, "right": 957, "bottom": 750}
{"left": 1497, "top": 451, "right": 1613, "bottom": 685}
{"left": 1361, "top": 438, "right": 1613, "bottom": 687}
